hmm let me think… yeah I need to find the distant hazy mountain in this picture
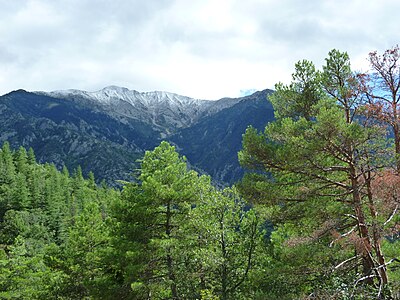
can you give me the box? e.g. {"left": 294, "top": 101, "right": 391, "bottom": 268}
{"left": 0, "top": 86, "right": 274, "bottom": 185}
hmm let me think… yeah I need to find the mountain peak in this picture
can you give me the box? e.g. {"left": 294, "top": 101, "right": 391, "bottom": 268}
{"left": 32, "top": 86, "right": 268, "bottom": 132}
{"left": 0, "top": 86, "right": 274, "bottom": 186}
{"left": 43, "top": 86, "right": 203, "bottom": 105}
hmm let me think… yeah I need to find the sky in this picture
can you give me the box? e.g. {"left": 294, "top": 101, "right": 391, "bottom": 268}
{"left": 1, "top": 0, "right": 400, "bottom": 100}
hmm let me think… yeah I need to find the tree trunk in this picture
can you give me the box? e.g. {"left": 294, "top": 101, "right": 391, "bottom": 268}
{"left": 220, "top": 216, "right": 228, "bottom": 300}
{"left": 394, "top": 125, "right": 400, "bottom": 173}
{"left": 166, "top": 201, "right": 178, "bottom": 299}
{"left": 351, "top": 167, "right": 375, "bottom": 283}
{"left": 392, "top": 101, "right": 400, "bottom": 173}
{"left": 365, "top": 175, "right": 388, "bottom": 285}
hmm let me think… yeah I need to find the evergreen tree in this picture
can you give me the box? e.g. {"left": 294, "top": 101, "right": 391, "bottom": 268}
{"left": 14, "top": 147, "right": 28, "bottom": 175}
{"left": 239, "top": 50, "right": 398, "bottom": 298}
{"left": 0, "top": 142, "right": 17, "bottom": 220}
{"left": 0, "top": 144, "right": 118, "bottom": 299}
{"left": 110, "top": 142, "right": 211, "bottom": 299}
{"left": 56, "top": 201, "right": 110, "bottom": 299}
{"left": 0, "top": 236, "right": 64, "bottom": 299}
{"left": 188, "top": 187, "right": 262, "bottom": 300}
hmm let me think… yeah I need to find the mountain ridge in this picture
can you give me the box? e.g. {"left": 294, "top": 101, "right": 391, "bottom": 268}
{"left": 35, "top": 86, "right": 246, "bottom": 134}
{"left": 0, "top": 87, "right": 275, "bottom": 185}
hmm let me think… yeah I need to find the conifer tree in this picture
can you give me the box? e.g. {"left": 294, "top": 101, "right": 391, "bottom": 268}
{"left": 239, "top": 50, "right": 398, "bottom": 298}
{"left": 110, "top": 142, "right": 210, "bottom": 299}
{"left": 0, "top": 142, "right": 16, "bottom": 220}
{"left": 188, "top": 187, "right": 262, "bottom": 300}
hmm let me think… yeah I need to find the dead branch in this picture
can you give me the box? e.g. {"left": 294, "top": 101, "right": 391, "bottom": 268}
{"left": 333, "top": 255, "right": 359, "bottom": 270}
{"left": 383, "top": 204, "right": 398, "bottom": 226}
{"left": 329, "top": 225, "right": 358, "bottom": 247}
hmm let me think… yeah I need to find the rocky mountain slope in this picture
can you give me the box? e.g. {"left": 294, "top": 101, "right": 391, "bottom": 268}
{"left": 0, "top": 87, "right": 274, "bottom": 185}
{"left": 170, "top": 90, "right": 274, "bottom": 183}
{"left": 39, "top": 86, "right": 243, "bottom": 135}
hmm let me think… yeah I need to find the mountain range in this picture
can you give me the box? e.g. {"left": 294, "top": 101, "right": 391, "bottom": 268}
{"left": 0, "top": 86, "right": 274, "bottom": 185}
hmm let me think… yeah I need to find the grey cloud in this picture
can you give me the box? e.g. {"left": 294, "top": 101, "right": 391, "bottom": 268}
{"left": 0, "top": 46, "right": 19, "bottom": 65}
{"left": 1, "top": 0, "right": 400, "bottom": 98}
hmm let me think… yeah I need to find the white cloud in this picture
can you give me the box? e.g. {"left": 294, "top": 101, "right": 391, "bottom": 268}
{"left": 0, "top": 0, "right": 399, "bottom": 99}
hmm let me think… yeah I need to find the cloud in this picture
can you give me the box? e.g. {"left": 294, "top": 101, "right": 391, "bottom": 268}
{"left": 240, "top": 89, "right": 257, "bottom": 97}
{"left": 1, "top": 0, "right": 400, "bottom": 99}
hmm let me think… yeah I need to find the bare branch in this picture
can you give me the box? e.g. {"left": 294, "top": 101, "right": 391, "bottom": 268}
{"left": 330, "top": 225, "right": 358, "bottom": 247}
{"left": 383, "top": 204, "right": 399, "bottom": 226}
{"left": 333, "top": 255, "right": 358, "bottom": 270}
{"left": 354, "top": 274, "right": 376, "bottom": 286}
{"left": 373, "top": 257, "right": 400, "bottom": 270}
{"left": 344, "top": 214, "right": 358, "bottom": 221}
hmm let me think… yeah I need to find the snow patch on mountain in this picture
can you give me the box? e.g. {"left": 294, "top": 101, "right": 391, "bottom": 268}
{"left": 37, "top": 86, "right": 244, "bottom": 131}
{"left": 45, "top": 86, "right": 210, "bottom": 107}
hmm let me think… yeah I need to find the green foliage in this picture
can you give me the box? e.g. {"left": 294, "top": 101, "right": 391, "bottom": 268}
{"left": 2, "top": 46, "right": 399, "bottom": 299}
{"left": 269, "top": 59, "right": 322, "bottom": 121}
{"left": 109, "top": 141, "right": 207, "bottom": 298}
{"left": 188, "top": 187, "right": 263, "bottom": 300}
{"left": 0, "top": 143, "right": 119, "bottom": 299}
{"left": 0, "top": 236, "right": 66, "bottom": 299}
{"left": 239, "top": 49, "right": 400, "bottom": 298}
{"left": 108, "top": 141, "right": 263, "bottom": 299}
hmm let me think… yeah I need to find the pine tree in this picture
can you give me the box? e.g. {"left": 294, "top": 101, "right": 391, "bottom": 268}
{"left": 188, "top": 187, "right": 262, "bottom": 300}
{"left": 239, "top": 50, "right": 398, "bottom": 298}
{"left": 0, "top": 142, "right": 17, "bottom": 220}
{"left": 110, "top": 142, "right": 209, "bottom": 299}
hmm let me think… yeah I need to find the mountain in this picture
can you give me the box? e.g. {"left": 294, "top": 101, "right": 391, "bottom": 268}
{"left": 39, "top": 86, "right": 243, "bottom": 135}
{"left": 170, "top": 90, "right": 274, "bottom": 183}
{"left": 0, "top": 86, "right": 274, "bottom": 185}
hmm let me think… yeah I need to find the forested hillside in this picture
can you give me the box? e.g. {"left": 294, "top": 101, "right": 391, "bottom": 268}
{"left": 1, "top": 46, "right": 400, "bottom": 300}
{"left": 0, "top": 142, "right": 266, "bottom": 299}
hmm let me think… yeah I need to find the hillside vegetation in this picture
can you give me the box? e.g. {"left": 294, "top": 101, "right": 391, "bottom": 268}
{"left": 1, "top": 47, "right": 400, "bottom": 299}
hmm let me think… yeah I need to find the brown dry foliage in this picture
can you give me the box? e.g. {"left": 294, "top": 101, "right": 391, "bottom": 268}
{"left": 371, "top": 170, "right": 400, "bottom": 211}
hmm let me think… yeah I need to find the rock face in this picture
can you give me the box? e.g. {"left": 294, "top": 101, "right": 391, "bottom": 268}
{"left": 0, "top": 87, "right": 274, "bottom": 185}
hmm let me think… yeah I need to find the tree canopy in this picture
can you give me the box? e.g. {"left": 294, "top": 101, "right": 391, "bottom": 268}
{"left": 239, "top": 49, "right": 400, "bottom": 299}
{"left": 1, "top": 46, "right": 400, "bottom": 299}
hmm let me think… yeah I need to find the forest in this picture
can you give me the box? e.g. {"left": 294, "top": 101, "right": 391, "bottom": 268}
{"left": 1, "top": 46, "right": 400, "bottom": 300}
